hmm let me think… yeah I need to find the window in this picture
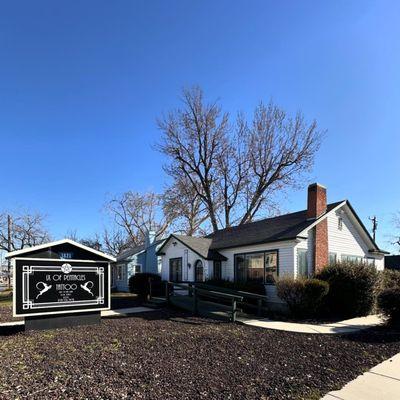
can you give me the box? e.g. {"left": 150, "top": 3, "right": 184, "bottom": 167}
{"left": 169, "top": 258, "right": 182, "bottom": 282}
{"left": 213, "top": 261, "right": 222, "bottom": 280}
{"left": 134, "top": 265, "right": 141, "bottom": 274}
{"left": 338, "top": 217, "right": 343, "bottom": 230}
{"left": 297, "top": 249, "right": 308, "bottom": 277}
{"left": 329, "top": 252, "right": 337, "bottom": 265}
{"left": 235, "top": 250, "right": 278, "bottom": 284}
{"left": 265, "top": 251, "right": 278, "bottom": 284}
{"left": 117, "top": 265, "right": 125, "bottom": 280}
{"left": 341, "top": 254, "right": 364, "bottom": 264}
{"left": 366, "top": 258, "right": 376, "bottom": 266}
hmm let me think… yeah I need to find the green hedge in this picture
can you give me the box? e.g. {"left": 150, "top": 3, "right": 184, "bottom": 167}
{"left": 375, "top": 269, "right": 400, "bottom": 325}
{"left": 377, "top": 288, "right": 400, "bottom": 326}
{"left": 128, "top": 273, "right": 163, "bottom": 299}
{"left": 276, "top": 277, "right": 329, "bottom": 318}
{"left": 316, "top": 262, "right": 378, "bottom": 318}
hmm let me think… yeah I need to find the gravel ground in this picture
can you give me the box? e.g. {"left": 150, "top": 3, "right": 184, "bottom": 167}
{"left": 0, "top": 309, "right": 400, "bottom": 400}
{"left": 0, "top": 303, "right": 22, "bottom": 323}
{"left": 0, "top": 293, "right": 141, "bottom": 323}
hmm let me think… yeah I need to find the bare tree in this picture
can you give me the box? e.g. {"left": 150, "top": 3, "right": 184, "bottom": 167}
{"left": 163, "top": 175, "right": 210, "bottom": 235}
{"left": 101, "top": 228, "right": 132, "bottom": 257}
{"left": 65, "top": 229, "right": 102, "bottom": 250}
{"left": 104, "top": 191, "right": 171, "bottom": 245}
{"left": 157, "top": 86, "right": 323, "bottom": 232}
{"left": 391, "top": 212, "right": 400, "bottom": 252}
{"left": 0, "top": 211, "right": 50, "bottom": 252}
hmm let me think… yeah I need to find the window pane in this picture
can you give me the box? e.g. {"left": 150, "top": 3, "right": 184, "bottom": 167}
{"left": 265, "top": 251, "right": 278, "bottom": 284}
{"left": 329, "top": 252, "right": 337, "bottom": 265}
{"left": 235, "top": 255, "right": 246, "bottom": 282}
{"left": 246, "top": 253, "right": 264, "bottom": 282}
{"left": 298, "top": 249, "right": 308, "bottom": 277}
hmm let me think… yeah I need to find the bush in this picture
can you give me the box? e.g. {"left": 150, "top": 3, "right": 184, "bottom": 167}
{"left": 204, "top": 279, "right": 266, "bottom": 295}
{"left": 128, "top": 273, "right": 163, "bottom": 299}
{"left": 377, "top": 269, "right": 400, "bottom": 291}
{"left": 276, "top": 277, "right": 329, "bottom": 318}
{"left": 377, "top": 288, "right": 400, "bottom": 326}
{"left": 316, "top": 262, "right": 378, "bottom": 318}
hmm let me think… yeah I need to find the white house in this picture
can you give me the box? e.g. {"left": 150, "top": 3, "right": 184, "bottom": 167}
{"left": 157, "top": 183, "right": 387, "bottom": 304}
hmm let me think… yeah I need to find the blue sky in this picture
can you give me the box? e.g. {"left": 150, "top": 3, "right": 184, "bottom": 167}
{"left": 0, "top": 1, "right": 399, "bottom": 251}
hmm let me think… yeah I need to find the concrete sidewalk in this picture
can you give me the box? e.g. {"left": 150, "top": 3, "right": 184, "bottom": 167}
{"left": 322, "top": 353, "right": 400, "bottom": 399}
{"left": 0, "top": 306, "right": 156, "bottom": 328}
{"left": 238, "top": 315, "right": 384, "bottom": 334}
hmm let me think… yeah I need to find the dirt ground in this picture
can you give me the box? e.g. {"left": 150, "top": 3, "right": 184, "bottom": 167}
{"left": 0, "top": 308, "right": 399, "bottom": 399}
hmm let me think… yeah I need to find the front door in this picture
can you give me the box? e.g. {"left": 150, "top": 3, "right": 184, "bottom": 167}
{"left": 195, "top": 260, "right": 204, "bottom": 282}
{"left": 169, "top": 258, "right": 182, "bottom": 282}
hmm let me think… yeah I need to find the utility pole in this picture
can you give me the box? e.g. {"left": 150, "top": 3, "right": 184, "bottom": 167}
{"left": 7, "top": 215, "right": 11, "bottom": 289}
{"left": 369, "top": 215, "right": 378, "bottom": 242}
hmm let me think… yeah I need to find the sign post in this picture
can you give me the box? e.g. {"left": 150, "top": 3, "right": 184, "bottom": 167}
{"left": 7, "top": 239, "right": 115, "bottom": 330}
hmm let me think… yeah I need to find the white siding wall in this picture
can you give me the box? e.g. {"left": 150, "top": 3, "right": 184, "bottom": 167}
{"left": 294, "top": 207, "right": 384, "bottom": 272}
{"left": 160, "top": 240, "right": 209, "bottom": 281}
{"left": 327, "top": 209, "right": 384, "bottom": 270}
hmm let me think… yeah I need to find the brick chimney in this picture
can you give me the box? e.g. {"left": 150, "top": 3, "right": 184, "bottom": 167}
{"left": 307, "top": 183, "right": 328, "bottom": 273}
{"left": 307, "top": 183, "right": 327, "bottom": 219}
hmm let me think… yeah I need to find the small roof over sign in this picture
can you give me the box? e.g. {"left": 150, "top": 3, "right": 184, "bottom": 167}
{"left": 6, "top": 238, "right": 116, "bottom": 262}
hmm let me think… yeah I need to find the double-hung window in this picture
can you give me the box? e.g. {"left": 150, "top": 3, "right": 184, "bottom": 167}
{"left": 297, "top": 249, "right": 308, "bottom": 277}
{"left": 213, "top": 261, "right": 222, "bottom": 280}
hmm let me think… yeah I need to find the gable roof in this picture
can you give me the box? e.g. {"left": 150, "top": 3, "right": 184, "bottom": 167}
{"left": 116, "top": 238, "right": 166, "bottom": 262}
{"left": 116, "top": 244, "right": 146, "bottom": 262}
{"left": 158, "top": 200, "right": 388, "bottom": 256}
{"left": 157, "top": 234, "right": 227, "bottom": 261}
{"left": 6, "top": 238, "right": 116, "bottom": 262}
{"left": 206, "top": 201, "right": 344, "bottom": 250}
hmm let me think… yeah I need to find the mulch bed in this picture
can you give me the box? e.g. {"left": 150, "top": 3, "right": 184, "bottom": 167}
{"left": 0, "top": 304, "right": 23, "bottom": 323}
{"left": 0, "top": 293, "right": 142, "bottom": 323}
{"left": 0, "top": 309, "right": 400, "bottom": 399}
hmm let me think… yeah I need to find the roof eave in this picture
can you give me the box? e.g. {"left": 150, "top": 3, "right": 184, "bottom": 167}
{"left": 6, "top": 238, "right": 116, "bottom": 262}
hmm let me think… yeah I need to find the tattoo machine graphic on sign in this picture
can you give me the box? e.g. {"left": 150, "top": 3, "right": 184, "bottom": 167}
{"left": 36, "top": 282, "right": 52, "bottom": 299}
{"left": 80, "top": 281, "right": 94, "bottom": 296}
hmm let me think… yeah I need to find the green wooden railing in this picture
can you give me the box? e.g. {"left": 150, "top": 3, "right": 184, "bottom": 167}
{"left": 165, "top": 281, "right": 269, "bottom": 321}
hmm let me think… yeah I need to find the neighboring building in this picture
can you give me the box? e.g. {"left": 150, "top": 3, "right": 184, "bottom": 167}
{"left": 112, "top": 231, "right": 165, "bottom": 292}
{"left": 157, "top": 183, "right": 388, "bottom": 306}
{"left": 385, "top": 255, "right": 400, "bottom": 270}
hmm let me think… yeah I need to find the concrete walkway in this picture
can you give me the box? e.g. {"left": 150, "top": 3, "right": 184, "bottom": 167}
{"left": 102, "top": 306, "right": 154, "bottom": 317}
{"left": 238, "top": 314, "right": 384, "bottom": 334}
{"left": 0, "top": 306, "right": 156, "bottom": 328}
{"left": 322, "top": 352, "right": 400, "bottom": 399}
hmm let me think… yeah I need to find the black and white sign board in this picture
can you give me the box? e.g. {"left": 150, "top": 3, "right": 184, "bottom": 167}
{"left": 7, "top": 239, "right": 115, "bottom": 329}
{"left": 13, "top": 259, "right": 110, "bottom": 317}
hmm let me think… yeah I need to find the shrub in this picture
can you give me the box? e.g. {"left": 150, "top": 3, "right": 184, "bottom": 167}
{"left": 276, "top": 277, "right": 329, "bottom": 318}
{"left": 128, "top": 273, "right": 163, "bottom": 299}
{"left": 316, "top": 262, "right": 378, "bottom": 318}
{"left": 377, "top": 269, "right": 400, "bottom": 291}
{"left": 377, "top": 288, "right": 400, "bottom": 326}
